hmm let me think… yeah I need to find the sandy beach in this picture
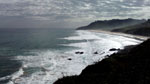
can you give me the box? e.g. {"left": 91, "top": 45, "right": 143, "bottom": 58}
{"left": 88, "top": 29, "right": 149, "bottom": 41}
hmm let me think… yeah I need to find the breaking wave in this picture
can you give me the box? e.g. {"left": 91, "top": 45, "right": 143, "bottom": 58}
{"left": 2, "top": 30, "right": 142, "bottom": 84}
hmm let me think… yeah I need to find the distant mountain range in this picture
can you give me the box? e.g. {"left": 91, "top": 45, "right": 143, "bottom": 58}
{"left": 77, "top": 18, "right": 146, "bottom": 30}
{"left": 112, "top": 19, "right": 150, "bottom": 36}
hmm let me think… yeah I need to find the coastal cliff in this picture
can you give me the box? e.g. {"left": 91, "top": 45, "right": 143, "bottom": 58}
{"left": 77, "top": 18, "right": 145, "bottom": 30}
{"left": 112, "top": 19, "right": 150, "bottom": 36}
{"left": 54, "top": 39, "right": 150, "bottom": 84}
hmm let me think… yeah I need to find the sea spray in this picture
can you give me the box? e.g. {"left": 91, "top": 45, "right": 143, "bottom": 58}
{"left": 0, "top": 29, "right": 142, "bottom": 84}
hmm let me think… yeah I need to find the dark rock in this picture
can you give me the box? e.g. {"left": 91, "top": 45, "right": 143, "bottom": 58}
{"left": 79, "top": 52, "right": 84, "bottom": 54}
{"left": 148, "top": 19, "right": 150, "bottom": 23}
{"left": 94, "top": 52, "right": 98, "bottom": 54}
{"left": 109, "top": 48, "right": 120, "bottom": 51}
{"left": 68, "top": 58, "right": 72, "bottom": 60}
{"left": 75, "top": 52, "right": 80, "bottom": 54}
{"left": 75, "top": 51, "right": 84, "bottom": 54}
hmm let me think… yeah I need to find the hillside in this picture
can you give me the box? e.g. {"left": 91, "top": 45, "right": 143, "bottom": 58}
{"left": 54, "top": 39, "right": 150, "bottom": 84}
{"left": 112, "top": 19, "right": 150, "bottom": 36}
{"left": 77, "top": 18, "right": 146, "bottom": 30}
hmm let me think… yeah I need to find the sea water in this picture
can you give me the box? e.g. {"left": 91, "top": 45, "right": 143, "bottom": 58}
{"left": 0, "top": 28, "right": 142, "bottom": 84}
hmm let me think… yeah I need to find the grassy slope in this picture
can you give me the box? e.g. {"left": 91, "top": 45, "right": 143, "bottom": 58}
{"left": 54, "top": 39, "right": 150, "bottom": 84}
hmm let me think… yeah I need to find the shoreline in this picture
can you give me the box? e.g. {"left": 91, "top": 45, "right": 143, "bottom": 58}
{"left": 88, "top": 29, "right": 149, "bottom": 41}
{"left": 54, "top": 30, "right": 150, "bottom": 84}
{"left": 54, "top": 37, "right": 150, "bottom": 84}
{"left": 53, "top": 30, "right": 145, "bottom": 84}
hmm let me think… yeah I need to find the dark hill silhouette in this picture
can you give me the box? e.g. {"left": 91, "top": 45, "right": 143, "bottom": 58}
{"left": 77, "top": 18, "right": 146, "bottom": 30}
{"left": 54, "top": 39, "right": 150, "bottom": 84}
{"left": 112, "top": 19, "right": 150, "bottom": 36}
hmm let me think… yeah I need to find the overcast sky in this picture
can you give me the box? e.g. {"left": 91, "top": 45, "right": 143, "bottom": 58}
{"left": 0, "top": 0, "right": 150, "bottom": 28}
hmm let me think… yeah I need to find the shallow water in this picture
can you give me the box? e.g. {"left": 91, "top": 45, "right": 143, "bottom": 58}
{"left": 0, "top": 28, "right": 142, "bottom": 84}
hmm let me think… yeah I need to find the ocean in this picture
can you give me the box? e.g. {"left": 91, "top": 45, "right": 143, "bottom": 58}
{"left": 0, "top": 28, "right": 142, "bottom": 84}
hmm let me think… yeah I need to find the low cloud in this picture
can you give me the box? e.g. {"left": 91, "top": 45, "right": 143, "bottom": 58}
{"left": 0, "top": 0, "right": 150, "bottom": 28}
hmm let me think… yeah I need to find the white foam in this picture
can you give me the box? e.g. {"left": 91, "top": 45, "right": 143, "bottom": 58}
{"left": 62, "top": 30, "right": 101, "bottom": 40}
{"left": 11, "top": 50, "right": 88, "bottom": 84}
{"left": 3, "top": 30, "right": 143, "bottom": 84}
{"left": 0, "top": 67, "right": 24, "bottom": 84}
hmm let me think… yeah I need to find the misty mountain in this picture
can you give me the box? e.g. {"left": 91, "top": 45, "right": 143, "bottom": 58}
{"left": 112, "top": 19, "right": 150, "bottom": 36}
{"left": 77, "top": 18, "right": 146, "bottom": 30}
